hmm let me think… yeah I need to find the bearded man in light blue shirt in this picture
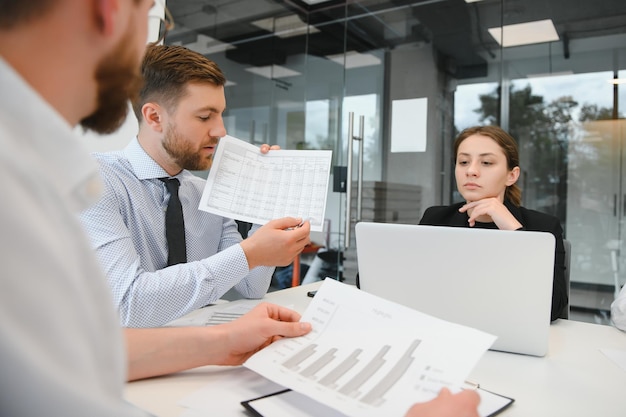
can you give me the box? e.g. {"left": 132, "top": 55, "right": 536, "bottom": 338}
{"left": 80, "top": 44, "right": 311, "bottom": 327}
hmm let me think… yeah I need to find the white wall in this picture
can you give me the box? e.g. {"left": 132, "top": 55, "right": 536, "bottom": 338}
{"left": 77, "top": 104, "right": 137, "bottom": 152}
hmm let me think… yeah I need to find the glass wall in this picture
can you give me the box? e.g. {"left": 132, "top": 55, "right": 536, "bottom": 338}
{"left": 165, "top": 0, "right": 626, "bottom": 323}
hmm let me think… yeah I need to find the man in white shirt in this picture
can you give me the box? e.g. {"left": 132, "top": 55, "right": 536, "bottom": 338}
{"left": 0, "top": 1, "right": 310, "bottom": 415}
{"left": 0, "top": 1, "right": 478, "bottom": 416}
{"left": 80, "top": 44, "right": 309, "bottom": 327}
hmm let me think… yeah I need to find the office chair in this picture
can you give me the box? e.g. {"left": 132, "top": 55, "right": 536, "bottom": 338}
{"left": 559, "top": 239, "right": 571, "bottom": 319}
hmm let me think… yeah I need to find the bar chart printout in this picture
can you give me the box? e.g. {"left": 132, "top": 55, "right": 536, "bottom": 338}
{"left": 198, "top": 135, "right": 332, "bottom": 232}
{"left": 245, "top": 279, "right": 496, "bottom": 417}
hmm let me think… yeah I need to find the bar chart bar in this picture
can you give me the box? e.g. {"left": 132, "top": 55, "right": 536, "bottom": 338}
{"left": 283, "top": 344, "right": 318, "bottom": 371}
{"left": 318, "top": 349, "right": 362, "bottom": 389}
{"left": 360, "top": 339, "right": 421, "bottom": 406}
{"left": 301, "top": 348, "right": 338, "bottom": 379}
{"left": 338, "top": 345, "right": 391, "bottom": 398}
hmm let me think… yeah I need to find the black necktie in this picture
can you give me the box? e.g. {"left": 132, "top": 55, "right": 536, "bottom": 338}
{"left": 159, "top": 178, "right": 187, "bottom": 266}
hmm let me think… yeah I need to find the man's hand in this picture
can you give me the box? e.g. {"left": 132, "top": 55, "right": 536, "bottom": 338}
{"left": 260, "top": 144, "right": 281, "bottom": 153}
{"left": 217, "top": 302, "right": 312, "bottom": 365}
{"left": 405, "top": 388, "right": 480, "bottom": 417}
{"left": 241, "top": 217, "right": 311, "bottom": 269}
{"left": 124, "top": 302, "right": 311, "bottom": 381}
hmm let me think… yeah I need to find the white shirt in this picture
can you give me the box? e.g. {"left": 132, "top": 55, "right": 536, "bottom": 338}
{"left": 0, "top": 57, "right": 148, "bottom": 416}
{"left": 79, "top": 138, "right": 274, "bottom": 327}
{"left": 611, "top": 285, "right": 626, "bottom": 331}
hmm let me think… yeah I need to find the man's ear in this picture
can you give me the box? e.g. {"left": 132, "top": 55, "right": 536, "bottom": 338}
{"left": 506, "top": 166, "right": 521, "bottom": 186}
{"left": 94, "top": 0, "right": 119, "bottom": 36}
{"left": 142, "top": 103, "right": 164, "bottom": 132}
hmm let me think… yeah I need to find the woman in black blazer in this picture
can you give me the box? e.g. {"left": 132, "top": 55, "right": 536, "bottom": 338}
{"left": 420, "top": 126, "right": 567, "bottom": 321}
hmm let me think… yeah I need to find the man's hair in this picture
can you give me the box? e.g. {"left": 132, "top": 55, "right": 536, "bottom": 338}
{"left": 132, "top": 44, "right": 227, "bottom": 121}
{"left": 0, "top": 0, "right": 55, "bottom": 28}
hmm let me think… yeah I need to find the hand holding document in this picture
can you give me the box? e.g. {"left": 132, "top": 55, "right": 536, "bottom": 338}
{"left": 244, "top": 279, "right": 497, "bottom": 417}
{"left": 198, "top": 135, "right": 332, "bottom": 232}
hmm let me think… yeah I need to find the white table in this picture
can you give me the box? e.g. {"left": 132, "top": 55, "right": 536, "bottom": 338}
{"left": 125, "top": 282, "right": 626, "bottom": 417}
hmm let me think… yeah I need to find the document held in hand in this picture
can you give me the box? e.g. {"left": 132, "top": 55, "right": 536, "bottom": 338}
{"left": 198, "top": 135, "right": 332, "bottom": 232}
{"left": 244, "top": 278, "right": 497, "bottom": 417}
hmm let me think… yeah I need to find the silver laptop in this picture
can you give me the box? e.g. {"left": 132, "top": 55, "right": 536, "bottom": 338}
{"left": 355, "top": 222, "right": 555, "bottom": 356}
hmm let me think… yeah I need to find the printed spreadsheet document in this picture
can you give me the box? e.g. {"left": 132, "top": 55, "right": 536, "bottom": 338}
{"left": 198, "top": 135, "right": 332, "bottom": 232}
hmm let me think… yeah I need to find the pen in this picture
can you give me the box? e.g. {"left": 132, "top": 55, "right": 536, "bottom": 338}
{"left": 287, "top": 217, "right": 312, "bottom": 230}
{"left": 297, "top": 217, "right": 311, "bottom": 227}
{"left": 463, "top": 380, "right": 480, "bottom": 390}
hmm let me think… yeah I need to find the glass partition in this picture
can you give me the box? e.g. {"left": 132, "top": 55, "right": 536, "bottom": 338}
{"left": 165, "top": 0, "right": 626, "bottom": 323}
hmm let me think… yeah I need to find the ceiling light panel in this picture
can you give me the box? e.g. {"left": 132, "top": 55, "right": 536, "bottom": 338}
{"left": 245, "top": 65, "right": 302, "bottom": 79}
{"left": 300, "top": 0, "right": 335, "bottom": 4}
{"left": 252, "top": 14, "right": 319, "bottom": 38}
{"left": 488, "top": 19, "right": 559, "bottom": 48}
{"left": 326, "top": 51, "right": 382, "bottom": 69}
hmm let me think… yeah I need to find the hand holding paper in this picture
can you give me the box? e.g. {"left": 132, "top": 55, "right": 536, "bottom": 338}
{"left": 240, "top": 217, "right": 311, "bottom": 268}
{"left": 215, "top": 302, "right": 313, "bottom": 366}
{"left": 244, "top": 279, "right": 497, "bottom": 417}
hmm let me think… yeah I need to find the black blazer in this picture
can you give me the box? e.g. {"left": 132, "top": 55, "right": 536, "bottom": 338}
{"left": 420, "top": 200, "right": 567, "bottom": 321}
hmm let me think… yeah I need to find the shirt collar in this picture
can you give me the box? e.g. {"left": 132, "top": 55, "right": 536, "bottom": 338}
{"left": 124, "top": 137, "right": 171, "bottom": 180}
{"left": 0, "top": 57, "right": 102, "bottom": 212}
{"left": 124, "top": 137, "right": 196, "bottom": 182}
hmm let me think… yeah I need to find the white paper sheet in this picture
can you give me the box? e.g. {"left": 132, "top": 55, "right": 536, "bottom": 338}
{"left": 178, "top": 367, "right": 284, "bottom": 416}
{"left": 390, "top": 98, "right": 427, "bottom": 153}
{"left": 198, "top": 135, "right": 332, "bottom": 232}
{"left": 600, "top": 348, "right": 626, "bottom": 372}
{"left": 166, "top": 302, "right": 255, "bottom": 327}
{"left": 244, "top": 279, "right": 496, "bottom": 417}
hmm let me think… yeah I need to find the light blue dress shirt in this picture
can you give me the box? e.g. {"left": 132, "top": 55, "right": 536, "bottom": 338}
{"left": 80, "top": 138, "right": 274, "bottom": 327}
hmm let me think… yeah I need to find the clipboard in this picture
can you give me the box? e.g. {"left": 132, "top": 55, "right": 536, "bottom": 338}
{"left": 242, "top": 389, "right": 346, "bottom": 417}
{"left": 242, "top": 386, "right": 514, "bottom": 417}
{"left": 475, "top": 386, "right": 515, "bottom": 417}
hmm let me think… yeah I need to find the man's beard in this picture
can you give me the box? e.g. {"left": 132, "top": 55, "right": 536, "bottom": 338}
{"left": 163, "top": 122, "right": 216, "bottom": 171}
{"left": 79, "top": 30, "right": 142, "bottom": 134}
